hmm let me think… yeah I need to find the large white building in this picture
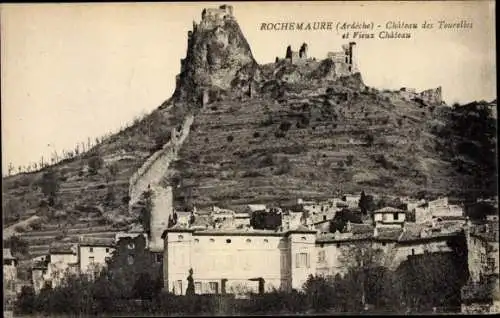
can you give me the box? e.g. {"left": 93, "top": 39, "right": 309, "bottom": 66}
{"left": 161, "top": 227, "right": 317, "bottom": 295}
{"left": 161, "top": 216, "right": 466, "bottom": 297}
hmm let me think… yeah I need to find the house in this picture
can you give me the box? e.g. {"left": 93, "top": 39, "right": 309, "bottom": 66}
{"left": 461, "top": 221, "right": 500, "bottom": 313}
{"left": 246, "top": 204, "right": 267, "bottom": 213}
{"left": 282, "top": 210, "right": 304, "bottom": 230}
{"left": 161, "top": 227, "right": 317, "bottom": 296}
{"left": 315, "top": 221, "right": 462, "bottom": 276}
{"left": 78, "top": 237, "right": 115, "bottom": 276}
{"left": 46, "top": 243, "right": 79, "bottom": 288}
{"left": 373, "top": 207, "right": 406, "bottom": 227}
{"left": 3, "top": 248, "right": 18, "bottom": 296}
{"left": 233, "top": 212, "right": 251, "bottom": 228}
{"left": 32, "top": 258, "right": 50, "bottom": 294}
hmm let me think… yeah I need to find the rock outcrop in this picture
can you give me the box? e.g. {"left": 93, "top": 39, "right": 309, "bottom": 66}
{"left": 172, "top": 5, "right": 260, "bottom": 105}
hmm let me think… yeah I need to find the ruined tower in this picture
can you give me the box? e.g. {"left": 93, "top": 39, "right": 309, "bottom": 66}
{"left": 149, "top": 186, "right": 174, "bottom": 253}
{"left": 348, "top": 42, "right": 358, "bottom": 73}
{"left": 299, "top": 43, "right": 308, "bottom": 59}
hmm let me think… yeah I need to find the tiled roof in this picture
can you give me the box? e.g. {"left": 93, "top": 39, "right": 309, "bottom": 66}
{"left": 191, "top": 215, "right": 212, "bottom": 228}
{"left": 350, "top": 223, "right": 373, "bottom": 235}
{"left": 376, "top": 228, "right": 403, "bottom": 241}
{"left": 317, "top": 221, "right": 462, "bottom": 243}
{"left": 79, "top": 237, "right": 115, "bottom": 247}
{"left": 375, "top": 207, "right": 406, "bottom": 213}
{"left": 49, "top": 243, "right": 77, "bottom": 254}
{"left": 3, "top": 248, "right": 15, "bottom": 260}
{"left": 247, "top": 204, "right": 267, "bottom": 212}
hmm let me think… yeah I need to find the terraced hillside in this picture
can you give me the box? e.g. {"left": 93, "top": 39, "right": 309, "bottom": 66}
{"left": 3, "top": 4, "right": 496, "bottom": 256}
{"left": 168, "top": 71, "right": 461, "bottom": 210}
{"left": 2, "top": 104, "right": 188, "bottom": 232}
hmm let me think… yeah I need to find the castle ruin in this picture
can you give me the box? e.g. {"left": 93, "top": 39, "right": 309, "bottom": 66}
{"left": 284, "top": 43, "right": 309, "bottom": 64}
{"left": 399, "top": 86, "right": 443, "bottom": 105}
{"left": 326, "top": 41, "right": 358, "bottom": 76}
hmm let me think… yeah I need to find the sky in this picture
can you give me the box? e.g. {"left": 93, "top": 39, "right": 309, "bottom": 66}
{"left": 1, "top": 1, "right": 496, "bottom": 174}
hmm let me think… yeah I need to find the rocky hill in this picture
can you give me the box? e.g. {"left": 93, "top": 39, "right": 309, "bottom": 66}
{"left": 2, "top": 4, "right": 497, "bottom": 252}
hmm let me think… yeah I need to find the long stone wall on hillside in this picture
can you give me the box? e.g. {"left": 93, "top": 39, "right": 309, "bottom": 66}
{"left": 128, "top": 114, "right": 194, "bottom": 213}
{"left": 149, "top": 185, "right": 173, "bottom": 253}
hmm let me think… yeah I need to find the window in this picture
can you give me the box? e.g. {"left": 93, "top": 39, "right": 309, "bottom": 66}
{"left": 411, "top": 249, "right": 415, "bottom": 255}
{"left": 127, "top": 255, "right": 134, "bottom": 265}
{"left": 487, "top": 257, "right": 495, "bottom": 271}
{"left": 296, "top": 252, "right": 309, "bottom": 268}
{"left": 246, "top": 239, "right": 251, "bottom": 243}
{"left": 89, "top": 256, "right": 95, "bottom": 264}
{"left": 382, "top": 243, "right": 386, "bottom": 247}
{"left": 195, "top": 282, "right": 202, "bottom": 294}
{"left": 318, "top": 250, "right": 326, "bottom": 263}
{"left": 105, "top": 248, "right": 110, "bottom": 253}
{"left": 480, "top": 253, "right": 487, "bottom": 264}
{"left": 323, "top": 215, "right": 327, "bottom": 221}
{"left": 226, "top": 239, "right": 231, "bottom": 244}
{"left": 209, "top": 238, "right": 215, "bottom": 243}
{"left": 301, "top": 236, "right": 306, "bottom": 241}
{"left": 393, "top": 213, "right": 399, "bottom": 220}
{"left": 194, "top": 239, "right": 199, "bottom": 243}
{"left": 208, "top": 282, "right": 219, "bottom": 294}
{"left": 264, "top": 239, "right": 269, "bottom": 243}
{"left": 89, "top": 247, "right": 94, "bottom": 253}
{"left": 175, "top": 280, "right": 182, "bottom": 294}
{"left": 156, "top": 254, "right": 162, "bottom": 263}
{"left": 336, "top": 243, "right": 341, "bottom": 248}
{"left": 178, "top": 235, "right": 184, "bottom": 240}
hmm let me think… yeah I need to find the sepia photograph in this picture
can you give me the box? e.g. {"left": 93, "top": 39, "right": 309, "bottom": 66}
{"left": 1, "top": 1, "right": 497, "bottom": 316}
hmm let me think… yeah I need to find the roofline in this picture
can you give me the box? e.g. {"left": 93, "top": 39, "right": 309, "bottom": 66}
{"left": 162, "top": 228, "right": 317, "bottom": 238}
{"left": 79, "top": 243, "right": 115, "bottom": 248}
{"left": 316, "top": 231, "right": 461, "bottom": 244}
{"left": 49, "top": 251, "right": 77, "bottom": 255}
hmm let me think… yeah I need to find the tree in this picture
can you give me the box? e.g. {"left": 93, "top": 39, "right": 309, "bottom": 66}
{"left": 337, "top": 244, "right": 386, "bottom": 311}
{"left": 358, "top": 191, "right": 376, "bottom": 215}
{"left": 303, "top": 275, "right": 336, "bottom": 312}
{"left": 15, "top": 285, "right": 36, "bottom": 314}
{"left": 465, "top": 201, "right": 497, "bottom": 221}
{"left": 133, "top": 272, "right": 155, "bottom": 300}
{"left": 4, "top": 236, "right": 29, "bottom": 256}
{"left": 87, "top": 154, "right": 104, "bottom": 175}
{"left": 37, "top": 169, "right": 60, "bottom": 206}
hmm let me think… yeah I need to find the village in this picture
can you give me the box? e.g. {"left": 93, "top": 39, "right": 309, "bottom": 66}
{"left": 4, "top": 190, "right": 499, "bottom": 313}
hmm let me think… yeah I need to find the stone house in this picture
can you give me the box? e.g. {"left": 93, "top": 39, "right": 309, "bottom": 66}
{"left": 46, "top": 243, "right": 79, "bottom": 289}
{"left": 373, "top": 207, "right": 406, "bottom": 228}
{"left": 78, "top": 237, "right": 115, "bottom": 277}
{"left": 3, "top": 248, "right": 18, "bottom": 297}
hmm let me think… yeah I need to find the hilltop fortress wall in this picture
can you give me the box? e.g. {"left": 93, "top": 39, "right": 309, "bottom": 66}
{"left": 128, "top": 114, "right": 194, "bottom": 251}
{"left": 399, "top": 86, "right": 443, "bottom": 105}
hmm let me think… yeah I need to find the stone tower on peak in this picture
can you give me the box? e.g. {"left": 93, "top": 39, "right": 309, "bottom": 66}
{"left": 172, "top": 4, "right": 259, "bottom": 105}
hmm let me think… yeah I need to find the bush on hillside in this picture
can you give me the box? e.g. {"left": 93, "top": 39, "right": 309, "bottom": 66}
{"left": 88, "top": 155, "right": 104, "bottom": 175}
